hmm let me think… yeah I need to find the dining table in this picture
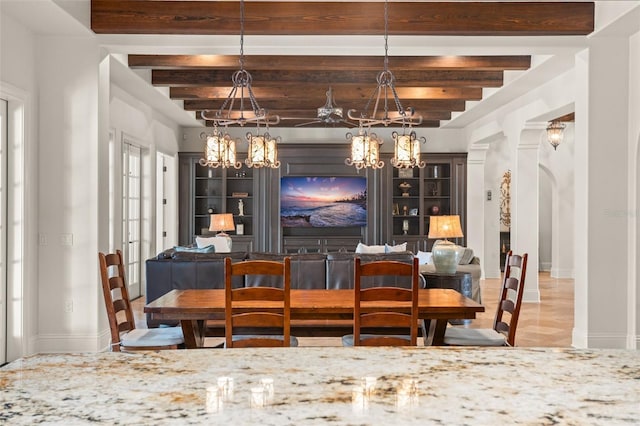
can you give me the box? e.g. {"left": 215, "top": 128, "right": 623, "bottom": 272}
{"left": 144, "top": 288, "right": 484, "bottom": 348}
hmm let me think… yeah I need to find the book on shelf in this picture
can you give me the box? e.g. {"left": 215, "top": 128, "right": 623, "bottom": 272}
{"left": 231, "top": 192, "right": 249, "bottom": 198}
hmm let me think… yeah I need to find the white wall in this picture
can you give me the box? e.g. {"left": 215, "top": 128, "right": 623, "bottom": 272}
{"left": 629, "top": 29, "right": 640, "bottom": 349}
{"left": 538, "top": 167, "right": 552, "bottom": 271}
{"left": 36, "top": 35, "right": 102, "bottom": 352}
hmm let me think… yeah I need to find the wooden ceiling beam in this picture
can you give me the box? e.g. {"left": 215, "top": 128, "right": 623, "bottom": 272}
{"left": 152, "top": 69, "right": 504, "bottom": 88}
{"left": 131, "top": 54, "right": 531, "bottom": 71}
{"left": 92, "top": 1, "right": 594, "bottom": 36}
{"left": 170, "top": 86, "right": 483, "bottom": 101}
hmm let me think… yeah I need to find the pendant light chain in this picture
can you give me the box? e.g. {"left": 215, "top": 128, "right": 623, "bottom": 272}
{"left": 200, "top": 0, "right": 281, "bottom": 169}
{"left": 348, "top": 0, "right": 419, "bottom": 128}
{"left": 239, "top": 0, "right": 245, "bottom": 70}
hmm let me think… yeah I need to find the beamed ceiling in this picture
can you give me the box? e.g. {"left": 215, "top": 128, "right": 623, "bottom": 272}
{"left": 91, "top": 1, "right": 594, "bottom": 128}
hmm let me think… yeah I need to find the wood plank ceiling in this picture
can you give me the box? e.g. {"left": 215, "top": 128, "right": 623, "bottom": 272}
{"left": 92, "top": 1, "right": 594, "bottom": 128}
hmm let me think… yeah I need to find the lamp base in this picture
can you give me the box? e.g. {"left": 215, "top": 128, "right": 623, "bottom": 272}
{"left": 432, "top": 240, "right": 460, "bottom": 274}
{"left": 216, "top": 232, "right": 233, "bottom": 251}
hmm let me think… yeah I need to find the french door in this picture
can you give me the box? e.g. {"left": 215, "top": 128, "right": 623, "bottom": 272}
{"left": 1, "top": 99, "right": 7, "bottom": 365}
{"left": 122, "top": 142, "right": 142, "bottom": 299}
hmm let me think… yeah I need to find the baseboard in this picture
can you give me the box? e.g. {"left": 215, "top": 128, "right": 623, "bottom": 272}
{"left": 550, "top": 268, "right": 574, "bottom": 279}
{"left": 522, "top": 287, "right": 540, "bottom": 303}
{"left": 36, "top": 329, "right": 112, "bottom": 353}
{"left": 483, "top": 268, "right": 502, "bottom": 279}
{"left": 572, "top": 328, "right": 629, "bottom": 349}
{"left": 539, "top": 262, "right": 552, "bottom": 272}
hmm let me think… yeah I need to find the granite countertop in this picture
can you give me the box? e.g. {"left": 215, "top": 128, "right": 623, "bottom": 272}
{"left": 1, "top": 347, "right": 639, "bottom": 425}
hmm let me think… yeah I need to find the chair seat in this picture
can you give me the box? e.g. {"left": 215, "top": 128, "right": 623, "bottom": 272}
{"left": 443, "top": 327, "right": 507, "bottom": 346}
{"left": 225, "top": 335, "right": 299, "bottom": 348}
{"left": 121, "top": 327, "right": 184, "bottom": 347}
{"left": 341, "top": 334, "right": 411, "bottom": 347}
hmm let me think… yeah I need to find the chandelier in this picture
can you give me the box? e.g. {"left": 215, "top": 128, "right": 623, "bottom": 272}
{"left": 344, "top": 129, "right": 384, "bottom": 170}
{"left": 200, "top": 0, "right": 281, "bottom": 168}
{"left": 245, "top": 131, "right": 281, "bottom": 168}
{"left": 546, "top": 120, "right": 565, "bottom": 150}
{"left": 390, "top": 130, "right": 426, "bottom": 169}
{"left": 345, "top": 0, "right": 424, "bottom": 169}
{"left": 198, "top": 128, "right": 241, "bottom": 169}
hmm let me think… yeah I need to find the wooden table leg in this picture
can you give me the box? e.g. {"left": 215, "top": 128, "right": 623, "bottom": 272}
{"left": 425, "top": 319, "right": 449, "bottom": 346}
{"left": 180, "top": 320, "right": 206, "bottom": 348}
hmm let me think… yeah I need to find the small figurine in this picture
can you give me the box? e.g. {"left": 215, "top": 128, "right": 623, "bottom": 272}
{"left": 238, "top": 199, "right": 244, "bottom": 216}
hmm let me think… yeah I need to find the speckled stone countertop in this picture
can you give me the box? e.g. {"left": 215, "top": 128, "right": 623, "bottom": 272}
{"left": 1, "top": 347, "right": 639, "bottom": 425}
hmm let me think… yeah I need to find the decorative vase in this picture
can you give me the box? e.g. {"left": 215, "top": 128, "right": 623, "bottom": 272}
{"left": 399, "top": 182, "right": 411, "bottom": 197}
{"left": 431, "top": 240, "right": 460, "bottom": 274}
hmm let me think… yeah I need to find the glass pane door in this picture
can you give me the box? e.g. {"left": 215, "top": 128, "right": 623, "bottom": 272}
{"left": 122, "top": 142, "right": 142, "bottom": 300}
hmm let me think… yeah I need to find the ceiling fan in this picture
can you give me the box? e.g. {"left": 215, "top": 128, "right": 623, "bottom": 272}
{"left": 282, "top": 87, "right": 356, "bottom": 127}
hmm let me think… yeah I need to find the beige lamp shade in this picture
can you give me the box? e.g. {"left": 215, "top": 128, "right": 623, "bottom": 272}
{"left": 209, "top": 213, "right": 235, "bottom": 233}
{"left": 428, "top": 215, "right": 464, "bottom": 240}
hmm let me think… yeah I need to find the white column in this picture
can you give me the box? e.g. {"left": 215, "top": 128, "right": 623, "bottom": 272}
{"left": 512, "top": 125, "right": 543, "bottom": 303}
{"left": 466, "top": 144, "right": 489, "bottom": 278}
{"left": 573, "top": 34, "right": 632, "bottom": 348}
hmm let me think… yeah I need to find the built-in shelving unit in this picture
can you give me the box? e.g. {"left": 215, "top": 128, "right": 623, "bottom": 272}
{"left": 386, "top": 153, "right": 467, "bottom": 253}
{"left": 178, "top": 152, "right": 255, "bottom": 251}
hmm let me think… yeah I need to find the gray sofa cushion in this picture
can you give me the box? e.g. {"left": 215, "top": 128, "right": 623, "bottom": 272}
{"left": 246, "top": 252, "right": 327, "bottom": 289}
{"left": 325, "top": 251, "right": 416, "bottom": 289}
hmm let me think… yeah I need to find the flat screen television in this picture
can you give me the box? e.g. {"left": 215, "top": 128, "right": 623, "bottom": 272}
{"left": 281, "top": 176, "right": 367, "bottom": 227}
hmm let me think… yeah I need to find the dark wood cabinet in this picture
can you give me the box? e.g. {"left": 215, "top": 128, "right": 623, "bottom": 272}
{"left": 178, "top": 152, "right": 257, "bottom": 247}
{"left": 385, "top": 153, "right": 467, "bottom": 252}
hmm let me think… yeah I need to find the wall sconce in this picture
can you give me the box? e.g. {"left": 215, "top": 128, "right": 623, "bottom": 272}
{"left": 546, "top": 120, "right": 566, "bottom": 150}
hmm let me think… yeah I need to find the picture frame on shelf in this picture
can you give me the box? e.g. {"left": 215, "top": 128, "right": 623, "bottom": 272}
{"left": 398, "top": 168, "right": 414, "bottom": 178}
{"left": 393, "top": 203, "right": 400, "bottom": 215}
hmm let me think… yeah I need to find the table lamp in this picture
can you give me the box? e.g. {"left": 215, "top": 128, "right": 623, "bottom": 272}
{"left": 427, "top": 215, "right": 463, "bottom": 274}
{"left": 209, "top": 213, "right": 235, "bottom": 250}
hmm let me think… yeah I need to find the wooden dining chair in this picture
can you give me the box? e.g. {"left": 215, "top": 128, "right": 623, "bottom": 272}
{"left": 342, "top": 257, "right": 420, "bottom": 346}
{"left": 99, "top": 250, "right": 184, "bottom": 351}
{"left": 224, "top": 257, "right": 298, "bottom": 348}
{"left": 444, "top": 251, "right": 528, "bottom": 346}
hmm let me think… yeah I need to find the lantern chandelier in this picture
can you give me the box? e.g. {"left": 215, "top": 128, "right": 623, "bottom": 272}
{"left": 345, "top": 0, "right": 425, "bottom": 170}
{"left": 200, "top": 0, "right": 281, "bottom": 169}
{"left": 546, "top": 120, "right": 566, "bottom": 150}
{"left": 198, "top": 128, "right": 241, "bottom": 169}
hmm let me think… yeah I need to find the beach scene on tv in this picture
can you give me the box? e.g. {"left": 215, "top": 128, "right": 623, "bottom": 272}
{"left": 281, "top": 176, "right": 367, "bottom": 227}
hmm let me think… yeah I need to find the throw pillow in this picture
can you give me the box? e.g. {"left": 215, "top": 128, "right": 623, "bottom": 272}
{"left": 457, "top": 247, "right": 475, "bottom": 265}
{"left": 355, "top": 242, "right": 386, "bottom": 254}
{"left": 385, "top": 242, "right": 407, "bottom": 253}
{"left": 195, "top": 236, "right": 232, "bottom": 253}
{"left": 415, "top": 250, "right": 432, "bottom": 265}
{"left": 174, "top": 245, "right": 216, "bottom": 254}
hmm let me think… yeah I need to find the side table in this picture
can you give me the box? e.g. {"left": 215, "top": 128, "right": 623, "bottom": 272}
{"left": 423, "top": 271, "right": 473, "bottom": 325}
